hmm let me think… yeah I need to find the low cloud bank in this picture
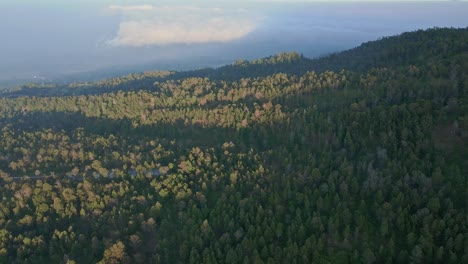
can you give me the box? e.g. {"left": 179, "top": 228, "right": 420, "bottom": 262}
{"left": 108, "top": 5, "right": 256, "bottom": 46}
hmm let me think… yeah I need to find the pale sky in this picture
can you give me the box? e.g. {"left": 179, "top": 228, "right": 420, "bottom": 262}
{"left": 0, "top": 1, "right": 467, "bottom": 85}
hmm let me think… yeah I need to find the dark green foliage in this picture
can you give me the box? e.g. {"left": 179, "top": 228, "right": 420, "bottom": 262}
{"left": 0, "top": 27, "right": 466, "bottom": 263}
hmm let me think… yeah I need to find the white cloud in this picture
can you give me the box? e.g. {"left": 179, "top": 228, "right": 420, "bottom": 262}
{"left": 108, "top": 5, "right": 154, "bottom": 12}
{"left": 107, "top": 5, "right": 256, "bottom": 46}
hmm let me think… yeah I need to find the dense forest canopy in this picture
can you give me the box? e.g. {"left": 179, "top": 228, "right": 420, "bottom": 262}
{"left": 0, "top": 27, "right": 467, "bottom": 263}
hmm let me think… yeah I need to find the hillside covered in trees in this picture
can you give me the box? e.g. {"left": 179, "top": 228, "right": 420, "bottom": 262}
{"left": 0, "top": 27, "right": 467, "bottom": 263}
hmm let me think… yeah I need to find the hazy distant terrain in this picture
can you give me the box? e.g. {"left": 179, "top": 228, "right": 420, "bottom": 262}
{"left": 1, "top": 1, "right": 467, "bottom": 87}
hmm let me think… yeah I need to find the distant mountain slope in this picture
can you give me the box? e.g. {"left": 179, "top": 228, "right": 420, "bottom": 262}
{"left": 173, "top": 27, "right": 468, "bottom": 78}
{"left": 1, "top": 27, "right": 467, "bottom": 98}
{"left": 170, "top": 27, "right": 468, "bottom": 79}
{"left": 309, "top": 27, "right": 468, "bottom": 73}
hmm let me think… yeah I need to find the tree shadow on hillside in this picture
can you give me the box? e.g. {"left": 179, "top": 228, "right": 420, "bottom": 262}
{"left": 2, "top": 111, "right": 261, "bottom": 150}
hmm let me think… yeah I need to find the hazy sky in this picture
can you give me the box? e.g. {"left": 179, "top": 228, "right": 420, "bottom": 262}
{"left": 1, "top": 1, "right": 467, "bottom": 84}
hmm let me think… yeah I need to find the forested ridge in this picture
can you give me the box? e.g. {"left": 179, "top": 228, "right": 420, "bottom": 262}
{"left": 0, "top": 27, "right": 467, "bottom": 263}
{"left": 4, "top": 27, "right": 466, "bottom": 98}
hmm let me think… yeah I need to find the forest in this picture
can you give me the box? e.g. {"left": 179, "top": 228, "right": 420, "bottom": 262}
{"left": 0, "top": 27, "right": 466, "bottom": 263}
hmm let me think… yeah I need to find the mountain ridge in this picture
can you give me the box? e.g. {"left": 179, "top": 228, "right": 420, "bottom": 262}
{"left": 2, "top": 27, "right": 467, "bottom": 98}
